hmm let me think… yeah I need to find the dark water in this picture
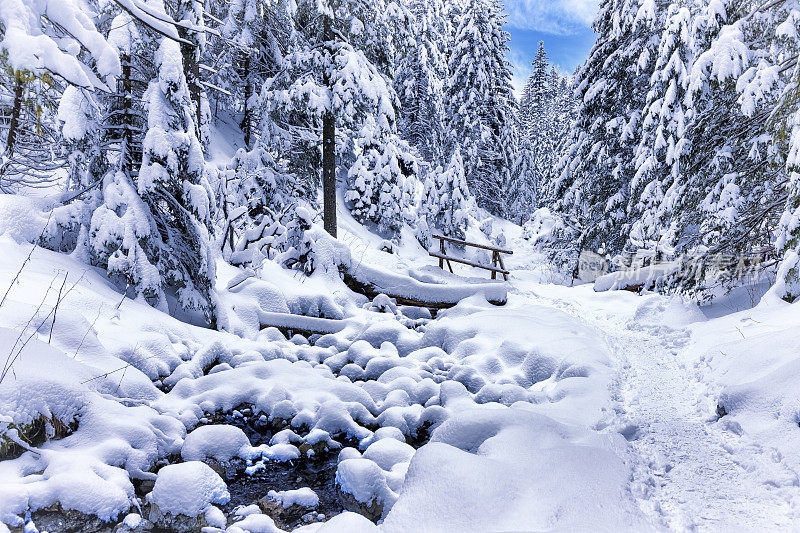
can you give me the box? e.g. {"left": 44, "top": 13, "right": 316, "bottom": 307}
{"left": 225, "top": 454, "right": 343, "bottom": 529}
{"left": 218, "top": 409, "right": 347, "bottom": 529}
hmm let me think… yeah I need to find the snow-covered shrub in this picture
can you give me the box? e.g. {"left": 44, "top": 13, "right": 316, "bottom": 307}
{"left": 523, "top": 207, "right": 581, "bottom": 278}
{"left": 419, "top": 147, "right": 470, "bottom": 243}
{"left": 276, "top": 206, "right": 351, "bottom": 277}
{"left": 346, "top": 127, "right": 418, "bottom": 237}
{"left": 228, "top": 145, "right": 291, "bottom": 219}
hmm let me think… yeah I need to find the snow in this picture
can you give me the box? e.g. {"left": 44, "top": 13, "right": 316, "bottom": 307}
{"left": 229, "top": 513, "right": 283, "bottom": 533}
{"left": 335, "top": 457, "right": 397, "bottom": 513}
{"left": 2, "top": 193, "right": 800, "bottom": 531}
{"left": 382, "top": 407, "right": 647, "bottom": 532}
{"left": 0, "top": 0, "right": 119, "bottom": 90}
{"left": 265, "top": 487, "right": 319, "bottom": 509}
{"left": 0, "top": 196, "right": 51, "bottom": 244}
{"left": 148, "top": 461, "right": 230, "bottom": 517}
{"left": 347, "top": 262, "right": 507, "bottom": 305}
{"left": 181, "top": 424, "right": 256, "bottom": 462}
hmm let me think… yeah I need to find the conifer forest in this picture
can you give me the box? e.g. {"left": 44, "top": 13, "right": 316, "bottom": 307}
{"left": 2, "top": 1, "right": 800, "bottom": 531}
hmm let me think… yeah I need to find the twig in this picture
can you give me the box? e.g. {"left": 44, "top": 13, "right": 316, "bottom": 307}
{"left": 48, "top": 274, "right": 69, "bottom": 344}
{"left": 0, "top": 272, "right": 86, "bottom": 384}
{"left": 0, "top": 212, "right": 53, "bottom": 308}
{"left": 73, "top": 305, "right": 104, "bottom": 359}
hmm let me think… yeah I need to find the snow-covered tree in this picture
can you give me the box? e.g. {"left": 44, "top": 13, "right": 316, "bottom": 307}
{"left": 421, "top": 145, "right": 471, "bottom": 241}
{"left": 514, "top": 42, "right": 576, "bottom": 222}
{"left": 522, "top": 41, "right": 550, "bottom": 141}
{"left": 90, "top": 38, "right": 216, "bottom": 324}
{"left": 0, "top": 0, "right": 120, "bottom": 91}
{"left": 260, "top": 0, "right": 418, "bottom": 237}
{"left": 507, "top": 133, "right": 536, "bottom": 224}
{"left": 395, "top": 0, "right": 448, "bottom": 164}
{"left": 554, "top": 0, "right": 662, "bottom": 263}
{"left": 628, "top": 2, "right": 694, "bottom": 251}
{"left": 446, "top": 0, "right": 516, "bottom": 215}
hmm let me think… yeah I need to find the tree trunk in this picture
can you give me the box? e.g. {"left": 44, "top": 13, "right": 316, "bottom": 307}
{"left": 178, "top": 27, "right": 203, "bottom": 138}
{"left": 5, "top": 72, "right": 24, "bottom": 159}
{"left": 121, "top": 54, "right": 133, "bottom": 173}
{"left": 241, "top": 54, "right": 252, "bottom": 149}
{"left": 322, "top": 11, "right": 337, "bottom": 238}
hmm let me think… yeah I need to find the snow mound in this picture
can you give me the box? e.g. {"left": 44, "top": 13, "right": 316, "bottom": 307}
{"left": 0, "top": 328, "right": 185, "bottom": 526}
{"left": 181, "top": 424, "right": 255, "bottom": 462}
{"left": 380, "top": 407, "right": 648, "bottom": 531}
{"left": 361, "top": 438, "right": 414, "bottom": 471}
{"left": 228, "top": 512, "right": 283, "bottom": 532}
{"left": 0, "top": 195, "right": 49, "bottom": 244}
{"left": 148, "top": 461, "right": 230, "bottom": 517}
{"left": 265, "top": 487, "right": 319, "bottom": 509}
{"left": 335, "top": 457, "right": 398, "bottom": 518}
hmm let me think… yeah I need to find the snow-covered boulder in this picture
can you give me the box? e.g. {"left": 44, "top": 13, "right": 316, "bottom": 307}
{"left": 181, "top": 424, "right": 255, "bottom": 463}
{"left": 227, "top": 512, "right": 284, "bottom": 533}
{"left": 362, "top": 438, "right": 415, "bottom": 471}
{"left": 147, "top": 461, "right": 230, "bottom": 531}
{"left": 335, "top": 455, "right": 404, "bottom": 521}
{"left": 258, "top": 487, "right": 319, "bottom": 527}
{"left": 181, "top": 424, "right": 256, "bottom": 479}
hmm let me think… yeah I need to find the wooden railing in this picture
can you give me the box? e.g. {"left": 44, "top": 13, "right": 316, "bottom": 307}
{"left": 430, "top": 234, "right": 513, "bottom": 281}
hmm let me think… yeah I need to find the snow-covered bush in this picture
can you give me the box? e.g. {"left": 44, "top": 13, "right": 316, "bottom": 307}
{"left": 419, "top": 147, "right": 470, "bottom": 244}
{"left": 346, "top": 129, "right": 418, "bottom": 236}
{"left": 277, "top": 207, "right": 351, "bottom": 277}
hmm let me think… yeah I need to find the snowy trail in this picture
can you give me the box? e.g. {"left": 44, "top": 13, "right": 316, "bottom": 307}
{"left": 513, "top": 283, "right": 800, "bottom": 531}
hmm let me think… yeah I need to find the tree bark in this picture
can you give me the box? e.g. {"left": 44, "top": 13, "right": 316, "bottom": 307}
{"left": 178, "top": 25, "right": 203, "bottom": 138}
{"left": 5, "top": 72, "right": 24, "bottom": 159}
{"left": 241, "top": 54, "right": 252, "bottom": 149}
{"left": 121, "top": 54, "right": 133, "bottom": 173}
{"left": 322, "top": 11, "right": 337, "bottom": 238}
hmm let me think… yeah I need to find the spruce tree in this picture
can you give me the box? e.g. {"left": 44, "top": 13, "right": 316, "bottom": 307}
{"left": 395, "top": 0, "right": 448, "bottom": 165}
{"left": 555, "top": 0, "right": 662, "bottom": 264}
{"left": 628, "top": 2, "right": 693, "bottom": 251}
{"left": 90, "top": 38, "right": 216, "bottom": 323}
{"left": 446, "top": 0, "right": 516, "bottom": 215}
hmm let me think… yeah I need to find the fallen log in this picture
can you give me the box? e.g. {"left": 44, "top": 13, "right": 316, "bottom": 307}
{"left": 344, "top": 263, "right": 507, "bottom": 309}
{"left": 259, "top": 311, "right": 347, "bottom": 337}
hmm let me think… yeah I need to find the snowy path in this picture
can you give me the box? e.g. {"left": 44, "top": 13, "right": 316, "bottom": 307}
{"left": 513, "top": 283, "right": 800, "bottom": 531}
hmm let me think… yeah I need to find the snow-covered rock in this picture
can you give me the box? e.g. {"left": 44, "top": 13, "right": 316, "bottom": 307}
{"left": 147, "top": 461, "right": 230, "bottom": 526}
{"left": 181, "top": 424, "right": 255, "bottom": 463}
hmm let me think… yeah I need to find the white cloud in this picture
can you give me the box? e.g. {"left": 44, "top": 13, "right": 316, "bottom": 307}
{"left": 504, "top": 0, "right": 599, "bottom": 35}
{"left": 509, "top": 48, "right": 533, "bottom": 98}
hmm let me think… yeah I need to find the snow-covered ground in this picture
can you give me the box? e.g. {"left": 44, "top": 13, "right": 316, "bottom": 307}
{"left": 1, "top": 194, "right": 799, "bottom": 532}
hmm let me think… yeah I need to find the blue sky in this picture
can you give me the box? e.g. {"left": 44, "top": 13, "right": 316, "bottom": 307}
{"left": 503, "top": 0, "right": 600, "bottom": 95}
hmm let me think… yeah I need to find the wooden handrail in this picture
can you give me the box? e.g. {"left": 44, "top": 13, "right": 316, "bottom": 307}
{"left": 428, "top": 252, "right": 509, "bottom": 275}
{"left": 432, "top": 234, "right": 513, "bottom": 255}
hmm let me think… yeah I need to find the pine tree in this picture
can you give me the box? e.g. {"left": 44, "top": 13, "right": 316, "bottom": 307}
{"left": 261, "top": 0, "right": 418, "bottom": 237}
{"left": 515, "top": 42, "right": 576, "bottom": 221}
{"left": 446, "top": 0, "right": 516, "bottom": 215}
{"left": 526, "top": 41, "right": 550, "bottom": 142}
{"left": 395, "top": 0, "right": 448, "bottom": 164}
{"left": 421, "top": 144, "right": 470, "bottom": 241}
{"left": 90, "top": 38, "right": 216, "bottom": 323}
{"left": 507, "top": 131, "right": 536, "bottom": 224}
{"left": 554, "top": 0, "right": 662, "bottom": 265}
{"left": 628, "top": 1, "right": 694, "bottom": 251}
